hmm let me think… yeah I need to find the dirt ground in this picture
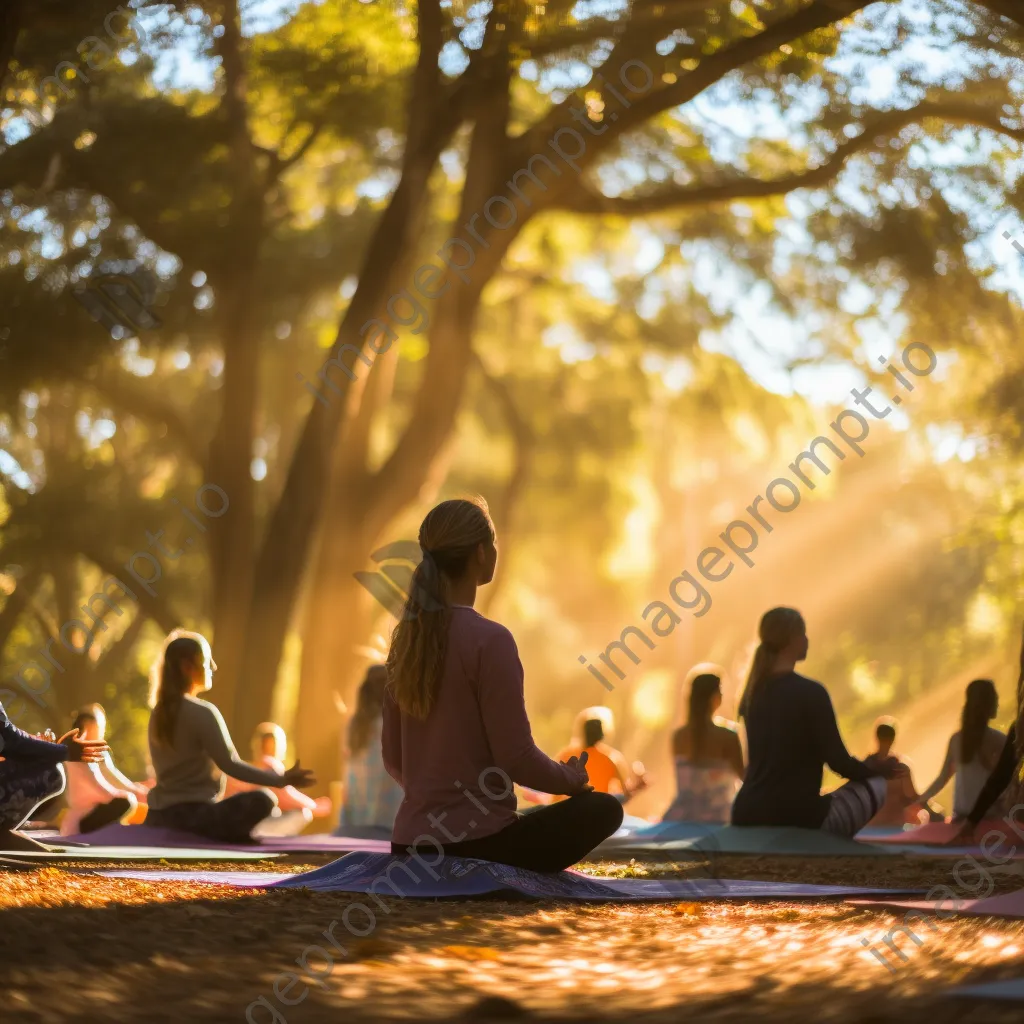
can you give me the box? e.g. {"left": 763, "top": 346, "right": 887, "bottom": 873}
{"left": 2, "top": 853, "right": 1023, "bottom": 1024}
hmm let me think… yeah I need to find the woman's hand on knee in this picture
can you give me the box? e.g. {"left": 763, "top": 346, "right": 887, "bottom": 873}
{"left": 561, "top": 751, "right": 591, "bottom": 792}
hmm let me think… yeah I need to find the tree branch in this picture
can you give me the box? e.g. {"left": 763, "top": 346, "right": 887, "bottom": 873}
{"left": 516, "top": 0, "right": 873, "bottom": 171}
{"left": 94, "top": 608, "right": 145, "bottom": 678}
{"left": 273, "top": 118, "right": 326, "bottom": 177}
{"left": 0, "top": 0, "right": 23, "bottom": 95}
{"left": 977, "top": 0, "right": 1023, "bottom": 27}
{"left": 553, "top": 101, "right": 1024, "bottom": 215}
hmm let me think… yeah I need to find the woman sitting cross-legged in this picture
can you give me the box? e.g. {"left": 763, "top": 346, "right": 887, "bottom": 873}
{"left": 949, "top": 622, "right": 1024, "bottom": 845}
{"left": 731, "top": 607, "right": 906, "bottom": 837}
{"left": 0, "top": 701, "right": 109, "bottom": 850}
{"left": 146, "top": 629, "right": 315, "bottom": 844}
{"left": 550, "top": 707, "right": 647, "bottom": 804}
{"left": 662, "top": 668, "right": 744, "bottom": 824}
{"left": 61, "top": 703, "right": 150, "bottom": 836}
{"left": 917, "top": 678, "right": 1008, "bottom": 820}
{"left": 383, "top": 497, "right": 623, "bottom": 872}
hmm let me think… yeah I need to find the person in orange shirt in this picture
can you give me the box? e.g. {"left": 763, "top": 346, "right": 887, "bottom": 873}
{"left": 552, "top": 708, "right": 646, "bottom": 803}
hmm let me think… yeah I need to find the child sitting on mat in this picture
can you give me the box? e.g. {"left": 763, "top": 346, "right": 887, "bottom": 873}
{"left": 224, "top": 722, "right": 332, "bottom": 837}
{"left": 338, "top": 665, "right": 403, "bottom": 834}
{"left": 0, "top": 699, "right": 109, "bottom": 850}
{"left": 60, "top": 703, "right": 150, "bottom": 836}
{"left": 382, "top": 497, "right": 623, "bottom": 872}
{"left": 862, "top": 718, "right": 930, "bottom": 827}
{"left": 552, "top": 707, "right": 647, "bottom": 804}
{"left": 731, "top": 607, "right": 907, "bottom": 837}
{"left": 663, "top": 668, "right": 744, "bottom": 824}
{"left": 146, "top": 629, "right": 316, "bottom": 844}
{"left": 918, "top": 678, "right": 1008, "bottom": 820}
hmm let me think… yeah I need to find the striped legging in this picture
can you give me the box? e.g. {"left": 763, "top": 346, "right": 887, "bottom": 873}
{"left": 821, "top": 776, "right": 888, "bottom": 837}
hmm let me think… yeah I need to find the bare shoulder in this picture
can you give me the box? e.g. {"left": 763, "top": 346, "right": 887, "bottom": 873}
{"left": 712, "top": 718, "right": 740, "bottom": 736}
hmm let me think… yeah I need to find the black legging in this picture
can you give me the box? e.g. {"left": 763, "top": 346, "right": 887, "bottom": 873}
{"left": 392, "top": 791, "right": 623, "bottom": 873}
{"left": 79, "top": 796, "right": 134, "bottom": 834}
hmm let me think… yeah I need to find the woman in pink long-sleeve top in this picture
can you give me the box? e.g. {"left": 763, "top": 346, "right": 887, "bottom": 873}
{"left": 382, "top": 497, "right": 623, "bottom": 872}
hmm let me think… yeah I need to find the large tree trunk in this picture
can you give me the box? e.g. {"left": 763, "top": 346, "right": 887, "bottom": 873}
{"left": 0, "top": 0, "right": 23, "bottom": 93}
{"left": 232, "top": 146, "right": 451, "bottom": 741}
{"left": 207, "top": 1, "right": 264, "bottom": 730}
{"left": 208, "top": 244, "right": 261, "bottom": 728}
{"left": 293, "top": 516, "right": 375, "bottom": 808}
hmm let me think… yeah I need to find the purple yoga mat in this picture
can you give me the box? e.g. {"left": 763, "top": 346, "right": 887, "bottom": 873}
{"left": 849, "top": 887, "right": 1024, "bottom": 919}
{"left": 60, "top": 823, "right": 391, "bottom": 854}
{"left": 97, "top": 851, "right": 927, "bottom": 902}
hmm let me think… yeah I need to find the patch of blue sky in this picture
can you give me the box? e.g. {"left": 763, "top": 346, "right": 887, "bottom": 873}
{"left": 542, "top": 321, "right": 596, "bottom": 364}
{"left": 641, "top": 351, "right": 693, "bottom": 395}
{"left": 570, "top": 259, "right": 616, "bottom": 303}
{"left": 241, "top": 0, "right": 314, "bottom": 36}
{"left": 439, "top": 40, "right": 470, "bottom": 77}
{"left": 0, "top": 450, "right": 34, "bottom": 492}
{"left": 357, "top": 168, "right": 402, "bottom": 200}
{"left": 926, "top": 421, "right": 978, "bottom": 463}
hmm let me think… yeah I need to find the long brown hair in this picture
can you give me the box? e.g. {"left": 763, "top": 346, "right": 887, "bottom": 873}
{"left": 349, "top": 665, "right": 389, "bottom": 755}
{"left": 960, "top": 678, "right": 997, "bottom": 764}
{"left": 1016, "top": 623, "right": 1024, "bottom": 763}
{"left": 149, "top": 630, "right": 209, "bottom": 747}
{"left": 687, "top": 673, "right": 721, "bottom": 762}
{"left": 738, "top": 607, "right": 806, "bottom": 718}
{"left": 386, "top": 498, "right": 495, "bottom": 719}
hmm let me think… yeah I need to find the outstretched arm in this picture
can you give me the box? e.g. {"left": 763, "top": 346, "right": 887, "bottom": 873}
{"left": 918, "top": 737, "right": 957, "bottom": 806}
{"left": 100, "top": 753, "right": 149, "bottom": 799}
{"left": 817, "top": 689, "right": 878, "bottom": 782}
{"left": 0, "top": 704, "right": 69, "bottom": 762}
{"left": 200, "top": 706, "right": 286, "bottom": 788}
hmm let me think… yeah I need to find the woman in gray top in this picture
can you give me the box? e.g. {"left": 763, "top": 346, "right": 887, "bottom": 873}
{"left": 146, "top": 630, "right": 315, "bottom": 843}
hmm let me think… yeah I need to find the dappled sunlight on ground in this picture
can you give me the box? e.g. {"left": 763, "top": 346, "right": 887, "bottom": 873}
{"left": 1, "top": 856, "right": 1023, "bottom": 1022}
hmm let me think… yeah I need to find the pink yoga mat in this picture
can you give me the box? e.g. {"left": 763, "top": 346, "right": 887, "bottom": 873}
{"left": 848, "top": 887, "right": 1024, "bottom": 918}
{"left": 868, "top": 819, "right": 1019, "bottom": 851}
{"left": 868, "top": 821, "right": 1022, "bottom": 847}
{"left": 59, "top": 823, "right": 391, "bottom": 854}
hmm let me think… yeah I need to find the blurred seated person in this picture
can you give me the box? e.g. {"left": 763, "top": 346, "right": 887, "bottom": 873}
{"left": 862, "top": 718, "right": 931, "bottom": 827}
{"left": 61, "top": 703, "right": 150, "bottom": 836}
{"left": 732, "top": 608, "right": 906, "bottom": 837}
{"left": 338, "top": 665, "right": 403, "bottom": 834}
{"left": 663, "top": 668, "right": 744, "bottom": 823}
{"left": 0, "top": 698, "right": 108, "bottom": 851}
{"left": 147, "top": 629, "right": 315, "bottom": 844}
{"left": 552, "top": 707, "right": 646, "bottom": 804}
{"left": 918, "top": 679, "right": 1007, "bottom": 820}
{"left": 225, "top": 722, "right": 332, "bottom": 837}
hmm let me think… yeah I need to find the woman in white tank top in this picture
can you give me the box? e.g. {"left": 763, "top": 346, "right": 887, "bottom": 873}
{"left": 919, "top": 679, "right": 1007, "bottom": 818}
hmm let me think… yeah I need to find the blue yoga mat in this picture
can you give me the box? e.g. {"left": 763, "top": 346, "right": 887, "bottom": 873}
{"left": 951, "top": 977, "right": 1024, "bottom": 1001}
{"left": 97, "top": 850, "right": 925, "bottom": 901}
{"left": 597, "top": 824, "right": 900, "bottom": 857}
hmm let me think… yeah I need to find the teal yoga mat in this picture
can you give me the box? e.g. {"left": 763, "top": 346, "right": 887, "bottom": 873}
{"left": 599, "top": 825, "right": 900, "bottom": 857}
{"left": 951, "top": 977, "right": 1024, "bottom": 1000}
